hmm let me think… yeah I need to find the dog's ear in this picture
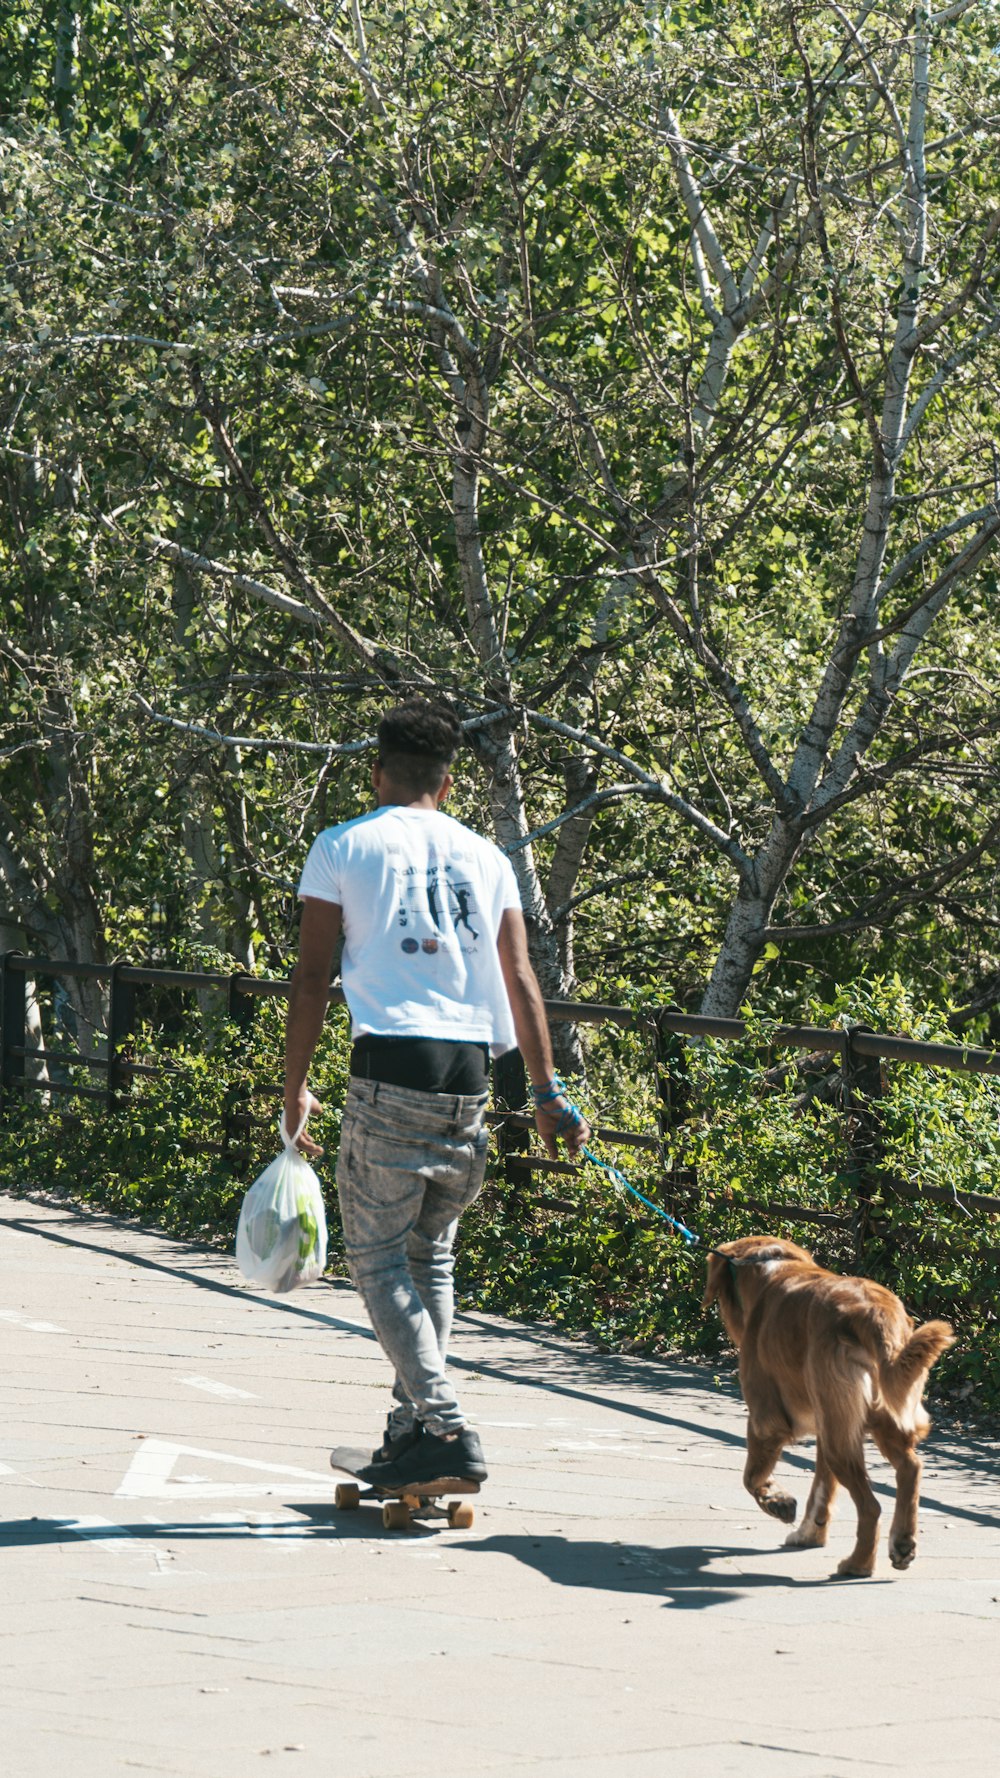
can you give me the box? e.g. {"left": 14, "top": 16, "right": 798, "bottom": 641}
{"left": 703, "top": 1250, "right": 728, "bottom": 1310}
{"left": 703, "top": 1248, "right": 745, "bottom": 1343}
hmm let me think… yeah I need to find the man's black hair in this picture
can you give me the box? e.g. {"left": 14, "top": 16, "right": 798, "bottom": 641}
{"left": 377, "top": 699, "right": 462, "bottom": 796}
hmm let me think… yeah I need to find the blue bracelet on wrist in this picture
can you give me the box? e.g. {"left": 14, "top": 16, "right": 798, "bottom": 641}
{"left": 531, "top": 1075, "right": 565, "bottom": 1106}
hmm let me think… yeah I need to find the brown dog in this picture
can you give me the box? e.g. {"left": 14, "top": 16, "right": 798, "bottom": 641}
{"left": 704, "top": 1235, "right": 954, "bottom": 1577}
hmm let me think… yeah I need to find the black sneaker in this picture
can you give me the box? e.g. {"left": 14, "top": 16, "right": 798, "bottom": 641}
{"left": 370, "top": 1421, "right": 421, "bottom": 1464}
{"left": 357, "top": 1424, "right": 487, "bottom": 1490}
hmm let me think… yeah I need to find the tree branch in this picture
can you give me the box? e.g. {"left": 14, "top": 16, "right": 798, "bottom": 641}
{"left": 503, "top": 783, "right": 658, "bottom": 854}
{"left": 909, "top": 213, "right": 1000, "bottom": 349}
{"left": 634, "top": 568, "right": 791, "bottom": 811}
{"left": 828, "top": 4, "right": 907, "bottom": 159}
{"left": 6, "top": 320, "right": 353, "bottom": 363}
{"left": 548, "top": 869, "right": 654, "bottom": 929}
{"left": 520, "top": 708, "right": 752, "bottom": 874}
{"left": 766, "top": 812, "right": 1000, "bottom": 941}
{"left": 133, "top": 695, "right": 374, "bottom": 756}
{"left": 797, "top": 710, "right": 1000, "bottom": 832}
{"left": 876, "top": 501, "right": 1000, "bottom": 604}
{"left": 806, "top": 510, "right": 1000, "bottom": 822}
{"left": 144, "top": 535, "right": 323, "bottom": 628}
{"left": 901, "top": 304, "right": 1000, "bottom": 449}
{"left": 661, "top": 107, "right": 739, "bottom": 311}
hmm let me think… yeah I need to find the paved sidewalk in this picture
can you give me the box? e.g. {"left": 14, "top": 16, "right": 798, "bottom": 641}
{"left": 1, "top": 1190, "right": 999, "bottom": 1778}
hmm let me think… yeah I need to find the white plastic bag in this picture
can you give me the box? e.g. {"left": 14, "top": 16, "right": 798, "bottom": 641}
{"left": 235, "top": 1115, "right": 328, "bottom": 1292}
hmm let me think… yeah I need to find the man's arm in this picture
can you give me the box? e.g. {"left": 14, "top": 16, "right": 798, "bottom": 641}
{"left": 497, "top": 907, "right": 590, "bottom": 1161}
{"left": 283, "top": 896, "right": 342, "bottom": 1156}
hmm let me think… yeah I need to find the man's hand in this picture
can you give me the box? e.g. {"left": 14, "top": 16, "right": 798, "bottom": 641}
{"left": 283, "top": 1087, "right": 325, "bottom": 1158}
{"left": 534, "top": 1088, "right": 590, "bottom": 1162}
{"left": 284, "top": 897, "right": 341, "bottom": 1160}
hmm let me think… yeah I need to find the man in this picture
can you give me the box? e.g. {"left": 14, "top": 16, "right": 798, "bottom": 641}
{"left": 284, "top": 699, "right": 590, "bottom": 1491}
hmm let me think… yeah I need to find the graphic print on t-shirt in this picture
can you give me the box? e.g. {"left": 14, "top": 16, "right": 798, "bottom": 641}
{"left": 393, "top": 841, "right": 480, "bottom": 956}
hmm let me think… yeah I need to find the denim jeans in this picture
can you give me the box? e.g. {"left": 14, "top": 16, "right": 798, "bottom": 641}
{"left": 335, "top": 1076, "right": 490, "bottom": 1437}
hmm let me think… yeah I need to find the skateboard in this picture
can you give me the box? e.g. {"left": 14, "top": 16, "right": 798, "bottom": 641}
{"left": 329, "top": 1446, "right": 478, "bottom": 1531}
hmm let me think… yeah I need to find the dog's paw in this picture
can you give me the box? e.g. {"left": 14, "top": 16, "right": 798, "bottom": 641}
{"left": 889, "top": 1534, "right": 916, "bottom": 1570}
{"left": 785, "top": 1517, "right": 828, "bottom": 1549}
{"left": 834, "top": 1555, "right": 876, "bottom": 1579}
{"left": 760, "top": 1490, "right": 797, "bottom": 1524}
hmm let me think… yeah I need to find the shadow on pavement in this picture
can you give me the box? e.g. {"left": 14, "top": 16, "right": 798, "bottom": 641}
{"left": 0, "top": 1513, "right": 888, "bottom": 1609}
{"left": 0, "top": 1505, "right": 404, "bottom": 1549}
{"left": 446, "top": 1533, "right": 887, "bottom": 1609}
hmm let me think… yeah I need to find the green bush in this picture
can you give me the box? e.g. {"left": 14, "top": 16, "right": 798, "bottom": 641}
{"left": 461, "top": 978, "right": 1000, "bottom": 1415}
{"left": 0, "top": 996, "right": 353, "bottom": 1267}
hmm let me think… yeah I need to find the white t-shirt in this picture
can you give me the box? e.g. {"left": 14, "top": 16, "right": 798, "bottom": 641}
{"left": 298, "top": 806, "right": 522, "bottom": 1056}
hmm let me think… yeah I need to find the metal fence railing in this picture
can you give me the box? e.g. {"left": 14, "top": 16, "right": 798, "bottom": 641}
{"left": 3, "top": 949, "right": 1000, "bottom": 1272}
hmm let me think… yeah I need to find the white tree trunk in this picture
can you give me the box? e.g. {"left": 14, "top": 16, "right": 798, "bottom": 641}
{"left": 452, "top": 414, "right": 582, "bottom": 1065}
{"left": 54, "top": 4, "right": 79, "bottom": 138}
{"left": 699, "top": 824, "right": 801, "bottom": 1019}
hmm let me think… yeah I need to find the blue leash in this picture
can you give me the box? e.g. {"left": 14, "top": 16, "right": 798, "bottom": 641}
{"left": 581, "top": 1146, "right": 700, "bottom": 1246}
{"left": 583, "top": 1144, "right": 778, "bottom": 1267}
{"left": 531, "top": 1074, "right": 700, "bottom": 1248}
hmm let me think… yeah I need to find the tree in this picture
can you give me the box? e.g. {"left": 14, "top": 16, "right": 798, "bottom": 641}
{"left": 3, "top": 0, "right": 999, "bottom": 1042}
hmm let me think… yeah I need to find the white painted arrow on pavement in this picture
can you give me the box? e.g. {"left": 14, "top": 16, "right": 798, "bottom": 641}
{"left": 0, "top": 1460, "right": 42, "bottom": 1487}
{"left": 116, "top": 1438, "right": 332, "bottom": 1500}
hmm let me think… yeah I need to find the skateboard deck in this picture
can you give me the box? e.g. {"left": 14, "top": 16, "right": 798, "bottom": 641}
{"left": 329, "top": 1446, "right": 479, "bottom": 1530}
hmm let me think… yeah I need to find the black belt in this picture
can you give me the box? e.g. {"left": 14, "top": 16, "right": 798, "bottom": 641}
{"left": 350, "top": 1034, "right": 490, "bottom": 1095}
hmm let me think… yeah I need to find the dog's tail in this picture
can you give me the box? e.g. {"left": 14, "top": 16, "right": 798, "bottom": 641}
{"left": 878, "top": 1319, "right": 954, "bottom": 1420}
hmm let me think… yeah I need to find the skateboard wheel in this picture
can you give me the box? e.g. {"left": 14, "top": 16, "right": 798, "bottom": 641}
{"left": 335, "top": 1483, "right": 361, "bottom": 1511}
{"left": 447, "top": 1501, "right": 474, "bottom": 1530}
{"left": 383, "top": 1501, "right": 411, "bottom": 1530}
